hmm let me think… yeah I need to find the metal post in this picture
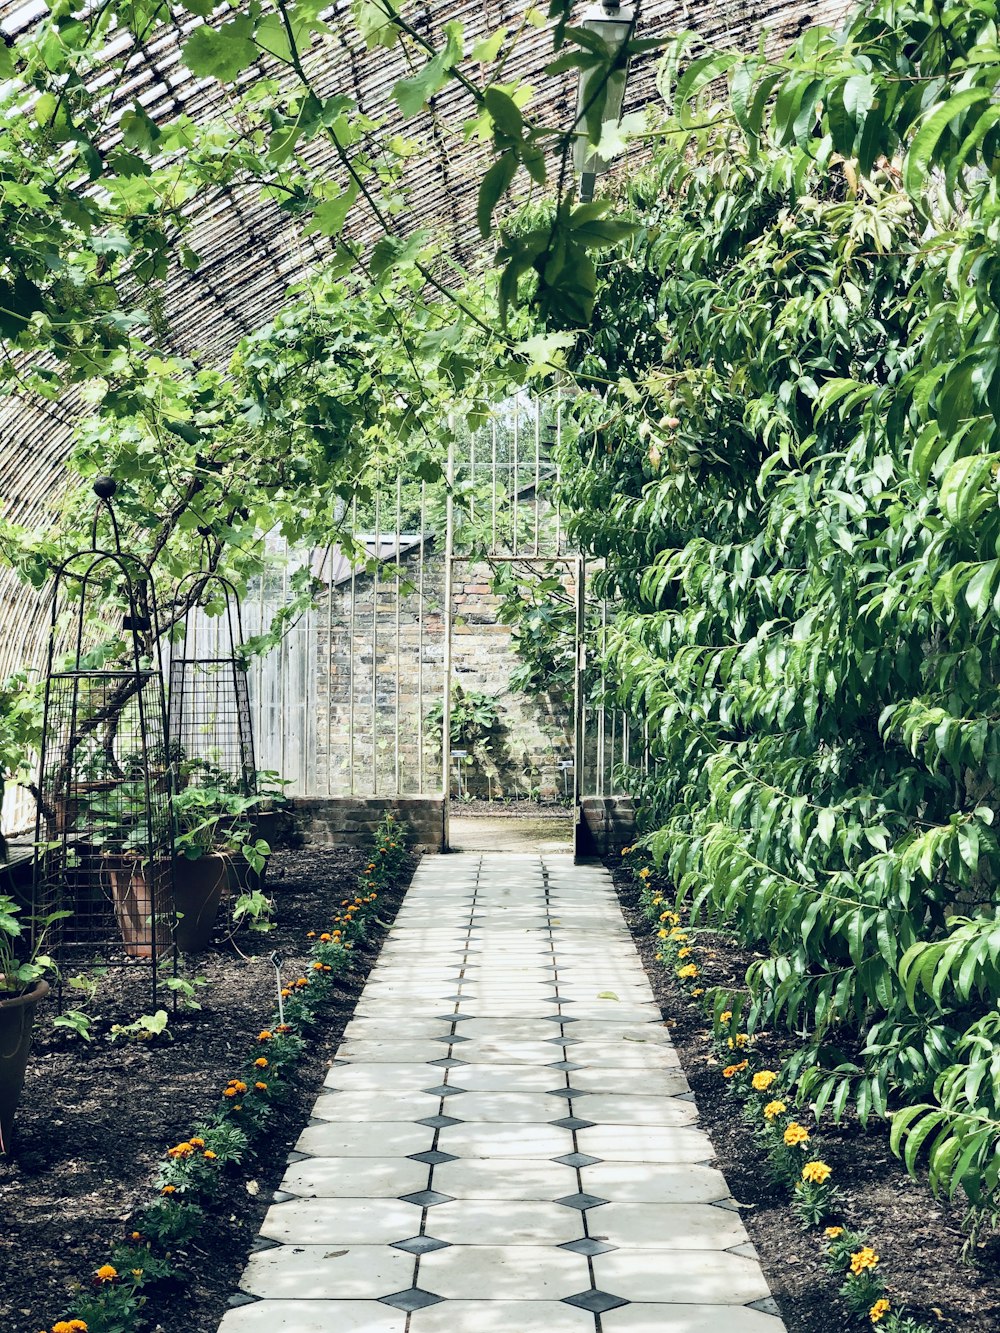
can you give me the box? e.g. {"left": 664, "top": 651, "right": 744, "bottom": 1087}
{"left": 573, "top": 555, "right": 586, "bottom": 861}
{"left": 441, "top": 438, "right": 456, "bottom": 852}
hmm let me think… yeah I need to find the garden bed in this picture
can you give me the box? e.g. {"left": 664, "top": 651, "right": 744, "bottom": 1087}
{"left": 612, "top": 866, "right": 1000, "bottom": 1333}
{"left": 0, "top": 844, "right": 415, "bottom": 1333}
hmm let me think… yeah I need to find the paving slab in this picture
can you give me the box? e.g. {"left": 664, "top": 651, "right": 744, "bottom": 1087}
{"left": 220, "top": 851, "right": 785, "bottom": 1332}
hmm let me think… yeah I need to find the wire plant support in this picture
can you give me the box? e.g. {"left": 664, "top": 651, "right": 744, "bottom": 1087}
{"left": 167, "top": 568, "right": 257, "bottom": 802}
{"left": 32, "top": 478, "right": 176, "bottom": 1009}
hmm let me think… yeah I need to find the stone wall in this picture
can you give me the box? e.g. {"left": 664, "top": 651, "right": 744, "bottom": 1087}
{"left": 578, "top": 797, "right": 637, "bottom": 858}
{"left": 294, "top": 796, "right": 445, "bottom": 851}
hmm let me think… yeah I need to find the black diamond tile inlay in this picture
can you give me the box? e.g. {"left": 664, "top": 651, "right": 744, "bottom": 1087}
{"left": 429, "top": 1057, "right": 468, "bottom": 1068}
{"left": 542, "top": 1013, "right": 579, "bottom": 1023}
{"left": 408, "top": 1149, "right": 459, "bottom": 1165}
{"left": 548, "top": 1060, "right": 583, "bottom": 1072}
{"left": 417, "top": 1114, "right": 463, "bottom": 1128}
{"left": 560, "top": 1237, "right": 617, "bottom": 1256}
{"left": 551, "top": 1115, "right": 596, "bottom": 1131}
{"left": 542, "top": 996, "right": 563, "bottom": 1003}
{"left": 399, "top": 1189, "right": 454, "bottom": 1207}
{"left": 228, "top": 1293, "right": 259, "bottom": 1308}
{"left": 379, "top": 1288, "right": 445, "bottom": 1312}
{"left": 434, "top": 1033, "right": 470, "bottom": 1043}
{"left": 424, "top": 1083, "right": 465, "bottom": 1097}
{"left": 553, "top": 1151, "right": 602, "bottom": 1168}
{"left": 555, "top": 1191, "right": 609, "bottom": 1210}
{"left": 563, "top": 1290, "right": 629, "bottom": 1313}
{"left": 392, "top": 1235, "right": 451, "bottom": 1255}
{"left": 546, "top": 1036, "right": 581, "bottom": 1046}
{"left": 547, "top": 1086, "right": 589, "bottom": 1098}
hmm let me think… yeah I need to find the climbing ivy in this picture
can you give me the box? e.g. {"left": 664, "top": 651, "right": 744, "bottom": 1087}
{"left": 552, "top": 0, "right": 1000, "bottom": 1212}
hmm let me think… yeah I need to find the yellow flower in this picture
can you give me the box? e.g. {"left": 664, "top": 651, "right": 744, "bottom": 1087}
{"left": 658, "top": 929, "right": 668, "bottom": 939}
{"left": 870, "top": 1299, "right": 890, "bottom": 1324}
{"left": 668, "top": 928, "right": 688, "bottom": 941}
{"left": 305, "top": 931, "right": 316, "bottom": 939}
{"left": 723, "top": 1061, "right": 748, "bottom": 1078}
{"left": 258, "top": 1030, "right": 273, "bottom": 1041}
{"left": 54, "top": 1322, "right": 89, "bottom": 1333}
{"left": 752, "top": 1070, "right": 777, "bottom": 1091}
{"left": 223, "top": 1087, "right": 238, "bottom": 1098}
{"left": 204, "top": 1150, "right": 217, "bottom": 1160}
{"left": 851, "top": 1247, "right": 879, "bottom": 1275}
{"left": 255, "top": 1081, "right": 268, "bottom": 1091}
{"left": 764, "top": 1099, "right": 787, "bottom": 1121}
{"left": 167, "top": 1142, "right": 194, "bottom": 1159}
{"left": 255, "top": 1057, "right": 268, "bottom": 1068}
{"left": 825, "top": 1226, "right": 844, "bottom": 1239}
{"left": 727, "top": 1034, "right": 749, "bottom": 1049}
{"left": 320, "top": 932, "right": 332, "bottom": 942}
{"left": 131, "top": 1232, "right": 141, "bottom": 1241}
{"left": 131, "top": 1268, "right": 143, "bottom": 1279}
{"left": 677, "top": 963, "right": 698, "bottom": 979}
{"left": 95, "top": 1264, "right": 118, "bottom": 1283}
{"left": 638, "top": 867, "right": 651, "bottom": 880}
{"left": 784, "top": 1122, "right": 810, "bottom": 1147}
{"left": 655, "top": 952, "right": 663, "bottom": 961}
{"left": 620, "top": 846, "right": 633, "bottom": 856}
{"left": 801, "top": 1160, "right": 832, "bottom": 1185}
{"left": 189, "top": 1137, "right": 205, "bottom": 1149}
{"left": 677, "top": 946, "right": 693, "bottom": 958}
{"left": 719, "top": 1010, "right": 733, "bottom": 1024}
{"left": 161, "top": 1184, "right": 177, "bottom": 1194}
{"left": 659, "top": 909, "right": 679, "bottom": 925}
{"left": 691, "top": 988, "right": 705, "bottom": 997}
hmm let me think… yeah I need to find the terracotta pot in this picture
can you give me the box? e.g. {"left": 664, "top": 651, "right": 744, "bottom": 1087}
{"left": 104, "top": 855, "right": 173, "bottom": 959}
{"left": 172, "top": 854, "right": 227, "bottom": 953}
{"left": 0, "top": 978, "right": 49, "bottom": 1155}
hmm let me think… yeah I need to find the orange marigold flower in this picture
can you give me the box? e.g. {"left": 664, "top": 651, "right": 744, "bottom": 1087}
{"left": 752, "top": 1070, "right": 778, "bottom": 1092}
{"left": 870, "top": 1299, "right": 890, "bottom": 1324}
{"left": 677, "top": 946, "right": 693, "bottom": 959}
{"left": 96, "top": 1265, "right": 118, "bottom": 1282}
{"left": 637, "top": 867, "right": 651, "bottom": 879}
{"left": 258, "top": 1030, "right": 273, "bottom": 1041}
{"left": 723, "top": 1060, "right": 748, "bottom": 1078}
{"left": 204, "top": 1150, "right": 217, "bottom": 1160}
{"left": 783, "top": 1122, "right": 810, "bottom": 1147}
{"left": 691, "top": 988, "right": 705, "bottom": 997}
{"left": 850, "top": 1247, "right": 879, "bottom": 1275}
{"left": 306, "top": 931, "right": 316, "bottom": 939}
{"left": 825, "top": 1226, "right": 844, "bottom": 1239}
{"left": 189, "top": 1137, "right": 205, "bottom": 1149}
{"left": 801, "top": 1160, "right": 832, "bottom": 1185}
{"left": 255, "top": 1081, "right": 268, "bottom": 1091}
{"left": 167, "top": 1142, "right": 194, "bottom": 1158}
{"left": 131, "top": 1232, "right": 141, "bottom": 1241}
{"left": 320, "top": 933, "right": 332, "bottom": 942}
{"left": 228, "top": 1080, "right": 248, "bottom": 1094}
{"left": 161, "top": 1185, "right": 176, "bottom": 1195}
{"left": 255, "top": 1057, "right": 268, "bottom": 1068}
{"left": 764, "top": 1100, "right": 787, "bottom": 1121}
{"left": 223, "top": 1087, "right": 238, "bottom": 1098}
{"left": 727, "top": 1034, "right": 749, "bottom": 1049}
{"left": 54, "top": 1322, "right": 89, "bottom": 1333}
{"left": 276, "top": 1023, "right": 291, "bottom": 1032}
{"left": 312, "top": 961, "right": 324, "bottom": 971}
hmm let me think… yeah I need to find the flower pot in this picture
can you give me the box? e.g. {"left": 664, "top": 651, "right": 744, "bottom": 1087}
{"left": 0, "top": 978, "right": 49, "bottom": 1155}
{"left": 172, "top": 854, "right": 227, "bottom": 953}
{"left": 103, "top": 855, "right": 173, "bottom": 959}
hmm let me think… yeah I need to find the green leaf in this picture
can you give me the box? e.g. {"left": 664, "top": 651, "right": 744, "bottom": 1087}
{"left": 903, "top": 88, "right": 994, "bottom": 197}
{"left": 477, "top": 152, "right": 518, "bottom": 237}
{"left": 182, "top": 16, "right": 258, "bottom": 82}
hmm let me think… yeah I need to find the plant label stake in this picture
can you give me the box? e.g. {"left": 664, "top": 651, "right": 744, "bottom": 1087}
{"left": 270, "top": 950, "right": 285, "bottom": 1025}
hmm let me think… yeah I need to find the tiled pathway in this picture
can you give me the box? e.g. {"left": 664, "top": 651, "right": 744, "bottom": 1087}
{"left": 219, "top": 853, "right": 787, "bottom": 1332}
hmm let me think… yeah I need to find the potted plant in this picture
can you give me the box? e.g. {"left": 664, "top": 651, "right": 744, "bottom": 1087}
{"left": 172, "top": 784, "right": 271, "bottom": 951}
{"left": 84, "top": 779, "right": 174, "bottom": 959}
{"left": 0, "top": 894, "right": 65, "bottom": 1154}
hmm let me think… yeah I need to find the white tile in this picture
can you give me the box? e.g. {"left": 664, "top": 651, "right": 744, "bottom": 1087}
{"left": 429, "top": 1199, "right": 584, "bottom": 1245}
{"left": 601, "top": 1305, "right": 786, "bottom": 1332}
{"left": 410, "top": 1301, "right": 594, "bottom": 1332}
{"left": 575, "top": 1094, "right": 699, "bottom": 1127}
{"left": 334, "top": 1040, "right": 452, "bottom": 1063}
{"left": 418, "top": 1244, "right": 589, "bottom": 1299}
{"left": 580, "top": 1161, "right": 731, "bottom": 1205}
{"left": 433, "top": 1157, "right": 577, "bottom": 1201}
{"left": 312, "top": 1090, "right": 443, "bottom": 1121}
{"left": 239, "top": 1244, "right": 413, "bottom": 1299}
{"left": 295, "top": 1121, "right": 434, "bottom": 1157}
{"left": 323, "top": 1062, "right": 449, "bottom": 1091}
{"left": 438, "top": 1121, "right": 574, "bottom": 1159}
{"left": 442, "top": 1064, "right": 567, "bottom": 1091}
{"left": 589, "top": 1202, "right": 749, "bottom": 1250}
{"left": 592, "top": 1250, "right": 772, "bottom": 1305}
{"left": 569, "top": 1066, "right": 689, "bottom": 1092}
{"left": 279, "top": 1156, "right": 428, "bottom": 1199}
{"left": 219, "top": 1301, "right": 406, "bottom": 1333}
{"left": 260, "top": 1197, "right": 422, "bottom": 1244}
{"left": 444, "top": 1091, "right": 565, "bottom": 1123}
{"left": 576, "top": 1124, "right": 716, "bottom": 1163}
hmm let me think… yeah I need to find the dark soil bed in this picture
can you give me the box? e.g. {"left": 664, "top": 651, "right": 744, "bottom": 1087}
{"left": 0, "top": 845, "right": 415, "bottom": 1333}
{"left": 612, "top": 866, "right": 1000, "bottom": 1333}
